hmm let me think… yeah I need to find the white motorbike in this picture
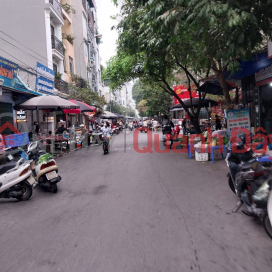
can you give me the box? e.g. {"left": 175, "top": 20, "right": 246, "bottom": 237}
{"left": 26, "top": 141, "right": 61, "bottom": 193}
{"left": 0, "top": 153, "right": 36, "bottom": 201}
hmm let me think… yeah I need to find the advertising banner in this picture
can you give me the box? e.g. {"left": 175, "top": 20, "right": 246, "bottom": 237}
{"left": 173, "top": 85, "right": 198, "bottom": 105}
{"left": 16, "top": 110, "right": 27, "bottom": 123}
{"left": 226, "top": 108, "right": 250, "bottom": 135}
{"left": 0, "top": 56, "right": 29, "bottom": 92}
{"left": 36, "top": 62, "right": 55, "bottom": 95}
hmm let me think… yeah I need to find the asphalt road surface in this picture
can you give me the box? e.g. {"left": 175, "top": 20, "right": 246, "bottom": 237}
{"left": 0, "top": 130, "right": 272, "bottom": 272}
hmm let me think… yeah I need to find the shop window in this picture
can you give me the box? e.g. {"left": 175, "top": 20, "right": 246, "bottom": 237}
{"left": 245, "top": 82, "right": 254, "bottom": 103}
{"left": 69, "top": 57, "right": 74, "bottom": 74}
{"left": 53, "top": 64, "right": 58, "bottom": 75}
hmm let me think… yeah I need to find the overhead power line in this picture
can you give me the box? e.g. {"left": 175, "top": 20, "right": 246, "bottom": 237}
{"left": 0, "top": 29, "right": 54, "bottom": 65}
{"left": 0, "top": 48, "right": 54, "bottom": 82}
{"left": 0, "top": 37, "right": 49, "bottom": 67}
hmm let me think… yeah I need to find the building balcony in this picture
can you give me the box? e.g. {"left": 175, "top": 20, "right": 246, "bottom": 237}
{"left": 88, "top": 27, "right": 94, "bottom": 39}
{"left": 51, "top": 35, "right": 64, "bottom": 60}
{"left": 48, "top": 0, "right": 64, "bottom": 25}
{"left": 49, "top": 0, "right": 62, "bottom": 17}
{"left": 55, "top": 79, "right": 69, "bottom": 96}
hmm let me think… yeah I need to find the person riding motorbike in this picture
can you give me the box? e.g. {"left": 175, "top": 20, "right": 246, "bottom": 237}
{"left": 101, "top": 122, "right": 111, "bottom": 143}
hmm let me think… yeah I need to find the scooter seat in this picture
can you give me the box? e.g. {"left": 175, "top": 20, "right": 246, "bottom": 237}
{"left": 237, "top": 162, "right": 255, "bottom": 171}
{"left": 0, "top": 161, "right": 17, "bottom": 176}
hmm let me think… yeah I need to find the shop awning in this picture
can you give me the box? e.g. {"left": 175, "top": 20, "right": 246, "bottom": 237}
{"left": 170, "top": 108, "right": 183, "bottom": 111}
{"left": 172, "top": 98, "right": 218, "bottom": 109}
{"left": 226, "top": 52, "right": 272, "bottom": 80}
{"left": 14, "top": 95, "right": 80, "bottom": 110}
{"left": 93, "top": 111, "right": 118, "bottom": 119}
{"left": 112, "top": 113, "right": 124, "bottom": 118}
{"left": 197, "top": 79, "right": 234, "bottom": 95}
{"left": 63, "top": 100, "right": 96, "bottom": 114}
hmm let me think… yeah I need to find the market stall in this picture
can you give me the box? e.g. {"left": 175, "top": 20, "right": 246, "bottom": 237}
{"left": 14, "top": 96, "right": 80, "bottom": 153}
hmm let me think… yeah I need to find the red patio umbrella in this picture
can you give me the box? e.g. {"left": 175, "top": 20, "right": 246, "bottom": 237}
{"left": 63, "top": 100, "right": 96, "bottom": 114}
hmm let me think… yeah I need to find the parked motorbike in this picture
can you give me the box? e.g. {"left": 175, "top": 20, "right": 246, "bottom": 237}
{"left": 26, "top": 141, "right": 61, "bottom": 193}
{"left": 226, "top": 133, "right": 256, "bottom": 194}
{"left": 0, "top": 150, "right": 36, "bottom": 200}
{"left": 225, "top": 133, "right": 272, "bottom": 238}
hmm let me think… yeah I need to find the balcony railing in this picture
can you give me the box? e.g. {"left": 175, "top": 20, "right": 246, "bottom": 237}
{"left": 51, "top": 35, "right": 64, "bottom": 55}
{"left": 55, "top": 79, "right": 69, "bottom": 95}
{"left": 49, "top": 0, "right": 62, "bottom": 17}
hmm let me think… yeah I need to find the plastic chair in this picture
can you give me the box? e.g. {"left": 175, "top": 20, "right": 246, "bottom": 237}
{"left": 208, "top": 145, "right": 227, "bottom": 164}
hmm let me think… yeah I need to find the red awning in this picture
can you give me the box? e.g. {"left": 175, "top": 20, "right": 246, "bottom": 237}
{"left": 63, "top": 100, "right": 96, "bottom": 114}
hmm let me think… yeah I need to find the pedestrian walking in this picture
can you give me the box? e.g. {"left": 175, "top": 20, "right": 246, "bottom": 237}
{"left": 34, "top": 121, "right": 40, "bottom": 135}
{"left": 215, "top": 115, "right": 222, "bottom": 130}
{"left": 0, "top": 134, "right": 6, "bottom": 165}
{"left": 182, "top": 118, "right": 187, "bottom": 135}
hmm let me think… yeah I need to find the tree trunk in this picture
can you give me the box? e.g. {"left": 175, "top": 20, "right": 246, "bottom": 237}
{"left": 217, "top": 71, "right": 232, "bottom": 109}
{"left": 191, "top": 116, "right": 201, "bottom": 134}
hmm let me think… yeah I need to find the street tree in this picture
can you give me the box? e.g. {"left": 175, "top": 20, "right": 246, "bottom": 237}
{"left": 103, "top": 0, "right": 208, "bottom": 132}
{"left": 69, "top": 74, "right": 107, "bottom": 111}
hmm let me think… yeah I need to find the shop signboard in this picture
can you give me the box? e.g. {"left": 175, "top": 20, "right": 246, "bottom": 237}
{"left": 226, "top": 108, "right": 250, "bottom": 135}
{"left": 36, "top": 62, "right": 55, "bottom": 95}
{"left": 0, "top": 56, "right": 29, "bottom": 92}
{"left": 16, "top": 110, "right": 27, "bottom": 123}
{"left": 172, "top": 85, "right": 198, "bottom": 105}
{"left": 255, "top": 64, "right": 272, "bottom": 86}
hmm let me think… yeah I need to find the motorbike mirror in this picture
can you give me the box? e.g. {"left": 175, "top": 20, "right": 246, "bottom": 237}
{"left": 15, "top": 158, "right": 25, "bottom": 168}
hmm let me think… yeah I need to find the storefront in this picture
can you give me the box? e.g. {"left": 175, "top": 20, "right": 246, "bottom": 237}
{"left": 0, "top": 56, "right": 41, "bottom": 135}
{"left": 254, "top": 64, "right": 272, "bottom": 133}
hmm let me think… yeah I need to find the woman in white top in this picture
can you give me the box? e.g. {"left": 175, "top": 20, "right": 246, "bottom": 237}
{"left": 101, "top": 122, "right": 111, "bottom": 145}
{"left": 153, "top": 120, "right": 158, "bottom": 133}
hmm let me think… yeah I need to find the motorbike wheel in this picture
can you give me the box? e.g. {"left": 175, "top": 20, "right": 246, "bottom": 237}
{"left": 228, "top": 176, "right": 236, "bottom": 194}
{"left": 263, "top": 213, "right": 272, "bottom": 239}
{"left": 103, "top": 144, "right": 107, "bottom": 155}
{"left": 50, "top": 183, "right": 58, "bottom": 193}
{"left": 17, "top": 182, "right": 33, "bottom": 201}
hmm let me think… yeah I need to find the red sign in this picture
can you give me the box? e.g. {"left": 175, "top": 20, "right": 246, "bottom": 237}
{"left": 173, "top": 85, "right": 199, "bottom": 105}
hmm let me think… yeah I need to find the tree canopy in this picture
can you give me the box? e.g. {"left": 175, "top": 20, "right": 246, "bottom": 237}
{"left": 103, "top": 0, "right": 272, "bottom": 132}
{"left": 69, "top": 74, "right": 107, "bottom": 112}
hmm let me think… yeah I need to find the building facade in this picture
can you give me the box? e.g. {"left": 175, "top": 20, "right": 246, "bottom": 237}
{"left": 72, "top": 0, "right": 102, "bottom": 95}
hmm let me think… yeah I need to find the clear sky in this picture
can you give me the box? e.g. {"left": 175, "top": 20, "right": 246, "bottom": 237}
{"left": 96, "top": 0, "right": 120, "bottom": 67}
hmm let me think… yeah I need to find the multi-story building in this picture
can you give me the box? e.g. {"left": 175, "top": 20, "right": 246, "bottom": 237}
{"left": 0, "top": 0, "right": 67, "bottom": 95}
{"left": 72, "top": 0, "right": 102, "bottom": 95}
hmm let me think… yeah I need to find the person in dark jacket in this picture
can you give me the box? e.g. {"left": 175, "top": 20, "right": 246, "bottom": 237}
{"left": 215, "top": 115, "right": 222, "bottom": 130}
{"left": 182, "top": 118, "right": 187, "bottom": 135}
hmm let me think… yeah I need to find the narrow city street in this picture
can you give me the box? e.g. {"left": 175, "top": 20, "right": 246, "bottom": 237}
{"left": 0, "top": 131, "right": 272, "bottom": 272}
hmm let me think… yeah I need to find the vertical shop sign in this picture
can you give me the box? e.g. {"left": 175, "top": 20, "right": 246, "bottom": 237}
{"left": 36, "top": 62, "right": 55, "bottom": 95}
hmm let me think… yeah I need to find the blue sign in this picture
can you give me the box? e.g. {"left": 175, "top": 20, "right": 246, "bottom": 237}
{"left": 226, "top": 108, "right": 251, "bottom": 135}
{"left": 0, "top": 56, "right": 30, "bottom": 92}
{"left": 36, "top": 62, "right": 55, "bottom": 95}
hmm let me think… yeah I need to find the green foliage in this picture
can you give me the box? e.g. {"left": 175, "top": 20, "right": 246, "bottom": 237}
{"left": 62, "top": 33, "right": 75, "bottom": 45}
{"left": 106, "top": 100, "right": 136, "bottom": 117}
{"left": 61, "top": 3, "right": 76, "bottom": 15}
{"left": 132, "top": 80, "right": 144, "bottom": 105}
{"left": 132, "top": 80, "right": 172, "bottom": 117}
{"left": 68, "top": 74, "right": 107, "bottom": 112}
{"left": 137, "top": 100, "right": 148, "bottom": 117}
{"left": 106, "top": 100, "right": 125, "bottom": 115}
{"left": 104, "top": 0, "right": 272, "bottom": 131}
